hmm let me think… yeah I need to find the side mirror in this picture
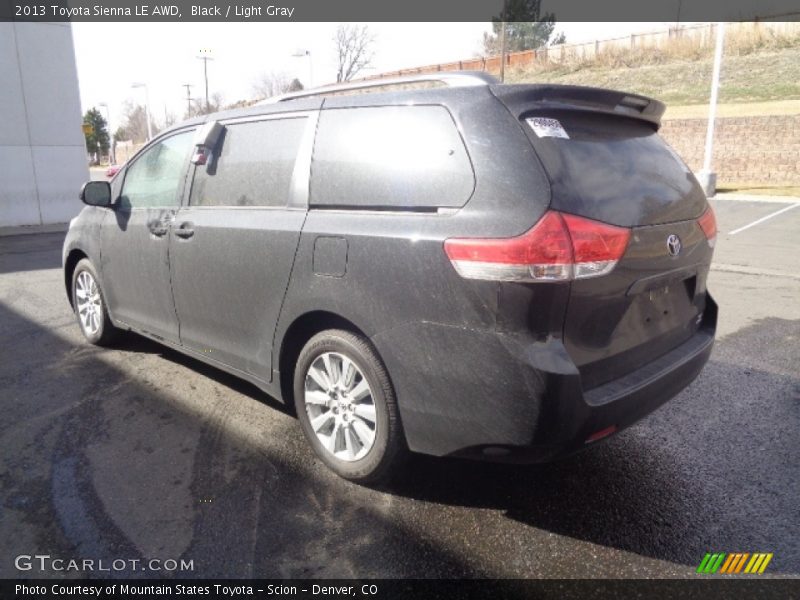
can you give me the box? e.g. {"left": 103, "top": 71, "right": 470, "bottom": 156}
{"left": 191, "top": 121, "right": 224, "bottom": 167}
{"left": 80, "top": 181, "right": 112, "bottom": 207}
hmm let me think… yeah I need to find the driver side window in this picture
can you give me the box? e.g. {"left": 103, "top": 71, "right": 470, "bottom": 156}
{"left": 119, "top": 130, "right": 194, "bottom": 209}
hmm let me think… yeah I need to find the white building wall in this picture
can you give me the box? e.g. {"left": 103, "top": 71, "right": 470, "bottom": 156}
{"left": 0, "top": 22, "right": 88, "bottom": 228}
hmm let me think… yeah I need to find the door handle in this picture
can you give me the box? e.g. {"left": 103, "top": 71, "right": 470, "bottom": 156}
{"left": 148, "top": 212, "right": 174, "bottom": 237}
{"left": 174, "top": 222, "right": 195, "bottom": 239}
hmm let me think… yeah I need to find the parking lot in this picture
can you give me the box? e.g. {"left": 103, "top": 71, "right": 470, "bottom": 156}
{"left": 0, "top": 197, "right": 798, "bottom": 578}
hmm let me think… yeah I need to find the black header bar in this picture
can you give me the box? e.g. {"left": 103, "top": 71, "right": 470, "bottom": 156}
{"left": 2, "top": 579, "right": 799, "bottom": 600}
{"left": 2, "top": 0, "right": 799, "bottom": 22}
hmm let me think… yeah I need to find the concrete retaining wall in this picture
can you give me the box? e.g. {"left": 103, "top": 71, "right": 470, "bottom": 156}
{"left": 661, "top": 115, "right": 800, "bottom": 185}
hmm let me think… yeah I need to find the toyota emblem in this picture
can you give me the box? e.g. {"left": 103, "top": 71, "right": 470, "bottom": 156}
{"left": 666, "top": 234, "right": 682, "bottom": 257}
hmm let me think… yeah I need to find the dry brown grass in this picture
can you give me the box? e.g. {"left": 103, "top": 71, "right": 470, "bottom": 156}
{"left": 724, "top": 24, "right": 800, "bottom": 55}
{"left": 515, "top": 25, "right": 800, "bottom": 73}
{"left": 582, "top": 37, "right": 709, "bottom": 69}
{"left": 503, "top": 27, "right": 800, "bottom": 107}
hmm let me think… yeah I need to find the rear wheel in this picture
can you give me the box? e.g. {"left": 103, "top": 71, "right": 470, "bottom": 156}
{"left": 71, "top": 258, "right": 118, "bottom": 346}
{"left": 293, "top": 329, "right": 406, "bottom": 483}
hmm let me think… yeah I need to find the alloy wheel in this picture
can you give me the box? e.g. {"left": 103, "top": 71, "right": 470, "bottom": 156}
{"left": 303, "top": 352, "right": 377, "bottom": 461}
{"left": 75, "top": 270, "right": 103, "bottom": 336}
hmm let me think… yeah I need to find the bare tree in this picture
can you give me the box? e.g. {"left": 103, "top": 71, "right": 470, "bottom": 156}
{"left": 117, "top": 100, "right": 159, "bottom": 144}
{"left": 185, "top": 92, "right": 225, "bottom": 118}
{"left": 251, "top": 71, "right": 292, "bottom": 100}
{"left": 334, "top": 24, "right": 375, "bottom": 82}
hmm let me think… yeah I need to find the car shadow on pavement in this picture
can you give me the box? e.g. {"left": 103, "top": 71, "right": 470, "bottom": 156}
{"left": 109, "top": 332, "right": 291, "bottom": 416}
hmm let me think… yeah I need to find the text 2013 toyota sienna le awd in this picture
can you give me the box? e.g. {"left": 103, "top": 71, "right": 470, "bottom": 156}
{"left": 64, "top": 73, "right": 717, "bottom": 482}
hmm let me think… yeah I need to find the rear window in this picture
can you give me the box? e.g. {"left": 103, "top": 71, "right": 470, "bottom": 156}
{"left": 310, "top": 105, "right": 474, "bottom": 209}
{"left": 190, "top": 117, "right": 306, "bottom": 208}
{"left": 523, "top": 112, "right": 702, "bottom": 225}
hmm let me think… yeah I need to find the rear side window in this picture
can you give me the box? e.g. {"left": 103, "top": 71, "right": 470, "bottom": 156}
{"left": 311, "top": 105, "right": 474, "bottom": 209}
{"left": 190, "top": 117, "right": 306, "bottom": 207}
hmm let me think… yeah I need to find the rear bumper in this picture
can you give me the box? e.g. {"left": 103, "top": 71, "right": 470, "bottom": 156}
{"left": 371, "top": 295, "right": 717, "bottom": 462}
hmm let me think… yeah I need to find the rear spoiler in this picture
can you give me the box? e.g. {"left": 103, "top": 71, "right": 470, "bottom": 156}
{"left": 490, "top": 84, "right": 666, "bottom": 129}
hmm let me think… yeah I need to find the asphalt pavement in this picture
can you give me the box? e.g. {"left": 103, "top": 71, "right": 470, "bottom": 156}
{"left": 0, "top": 197, "right": 798, "bottom": 579}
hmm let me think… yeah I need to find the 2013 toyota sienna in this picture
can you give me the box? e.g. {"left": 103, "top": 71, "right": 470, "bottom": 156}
{"left": 63, "top": 72, "right": 717, "bottom": 482}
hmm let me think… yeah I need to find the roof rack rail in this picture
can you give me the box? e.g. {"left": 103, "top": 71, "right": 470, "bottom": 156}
{"left": 257, "top": 71, "right": 499, "bottom": 105}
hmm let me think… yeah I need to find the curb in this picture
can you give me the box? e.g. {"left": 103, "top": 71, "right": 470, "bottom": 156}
{"left": 0, "top": 223, "right": 69, "bottom": 238}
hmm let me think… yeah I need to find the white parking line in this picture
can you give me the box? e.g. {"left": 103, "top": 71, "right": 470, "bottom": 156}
{"left": 714, "top": 194, "right": 800, "bottom": 204}
{"left": 711, "top": 262, "right": 800, "bottom": 281}
{"left": 729, "top": 202, "right": 800, "bottom": 235}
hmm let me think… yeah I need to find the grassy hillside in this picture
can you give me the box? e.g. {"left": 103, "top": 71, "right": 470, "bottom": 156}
{"left": 506, "top": 43, "right": 800, "bottom": 109}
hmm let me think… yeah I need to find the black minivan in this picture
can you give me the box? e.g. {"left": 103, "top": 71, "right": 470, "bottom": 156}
{"left": 64, "top": 72, "right": 717, "bottom": 482}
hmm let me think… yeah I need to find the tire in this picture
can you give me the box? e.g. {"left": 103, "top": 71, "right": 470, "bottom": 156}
{"left": 71, "top": 258, "right": 118, "bottom": 346}
{"left": 293, "top": 329, "right": 406, "bottom": 484}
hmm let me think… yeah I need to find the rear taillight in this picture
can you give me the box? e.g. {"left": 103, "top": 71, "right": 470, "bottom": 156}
{"left": 697, "top": 206, "right": 717, "bottom": 248}
{"left": 561, "top": 213, "right": 631, "bottom": 280}
{"left": 444, "top": 210, "right": 631, "bottom": 282}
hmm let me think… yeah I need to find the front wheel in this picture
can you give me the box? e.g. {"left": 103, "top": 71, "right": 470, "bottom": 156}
{"left": 293, "top": 329, "right": 406, "bottom": 483}
{"left": 71, "top": 258, "right": 118, "bottom": 346}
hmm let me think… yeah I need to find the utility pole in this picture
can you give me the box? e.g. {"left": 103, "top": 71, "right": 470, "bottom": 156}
{"left": 182, "top": 83, "right": 193, "bottom": 116}
{"left": 698, "top": 22, "right": 725, "bottom": 197}
{"left": 196, "top": 49, "right": 213, "bottom": 112}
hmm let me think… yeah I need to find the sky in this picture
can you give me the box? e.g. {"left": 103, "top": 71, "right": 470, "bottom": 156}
{"left": 71, "top": 22, "right": 673, "bottom": 133}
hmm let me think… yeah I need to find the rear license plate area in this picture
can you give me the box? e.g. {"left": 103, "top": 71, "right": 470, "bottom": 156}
{"left": 641, "top": 275, "right": 697, "bottom": 327}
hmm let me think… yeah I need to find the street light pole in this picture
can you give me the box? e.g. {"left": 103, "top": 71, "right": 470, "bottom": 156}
{"left": 698, "top": 22, "right": 725, "bottom": 197}
{"left": 131, "top": 82, "right": 153, "bottom": 141}
{"left": 98, "top": 102, "right": 110, "bottom": 126}
{"left": 292, "top": 49, "right": 313, "bottom": 88}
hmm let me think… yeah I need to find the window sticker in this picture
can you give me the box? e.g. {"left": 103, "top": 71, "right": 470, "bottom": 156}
{"left": 526, "top": 117, "right": 570, "bottom": 139}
